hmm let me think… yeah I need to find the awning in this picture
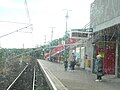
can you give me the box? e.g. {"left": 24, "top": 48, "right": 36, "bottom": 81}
{"left": 66, "top": 38, "right": 80, "bottom": 44}
{"left": 45, "top": 44, "right": 64, "bottom": 59}
{"left": 45, "top": 53, "right": 50, "bottom": 59}
{"left": 51, "top": 44, "right": 64, "bottom": 56}
{"left": 45, "top": 38, "right": 80, "bottom": 58}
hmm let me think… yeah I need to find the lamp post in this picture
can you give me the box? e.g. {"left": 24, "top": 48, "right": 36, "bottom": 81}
{"left": 47, "top": 41, "right": 51, "bottom": 61}
{"left": 63, "top": 9, "right": 72, "bottom": 61}
{"left": 49, "top": 27, "right": 55, "bottom": 61}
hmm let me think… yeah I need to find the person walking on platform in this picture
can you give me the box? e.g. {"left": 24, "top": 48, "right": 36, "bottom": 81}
{"left": 70, "top": 57, "right": 76, "bottom": 71}
{"left": 69, "top": 53, "right": 76, "bottom": 71}
{"left": 64, "top": 60, "right": 68, "bottom": 71}
{"left": 95, "top": 55, "right": 104, "bottom": 82}
{"left": 70, "top": 59, "right": 76, "bottom": 71}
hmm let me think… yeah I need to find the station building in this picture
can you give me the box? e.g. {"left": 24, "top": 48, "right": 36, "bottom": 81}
{"left": 90, "top": 0, "right": 120, "bottom": 77}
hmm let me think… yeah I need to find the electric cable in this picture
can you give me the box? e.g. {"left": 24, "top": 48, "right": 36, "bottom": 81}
{"left": 0, "top": 20, "right": 29, "bottom": 25}
{"left": 0, "top": 24, "right": 32, "bottom": 39}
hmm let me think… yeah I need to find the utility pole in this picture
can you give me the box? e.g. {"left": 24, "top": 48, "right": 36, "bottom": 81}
{"left": 20, "top": 44, "right": 24, "bottom": 67}
{"left": 49, "top": 27, "right": 55, "bottom": 61}
{"left": 63, "top": 9, "right": 72, "bottom": 33}
{"left": 63, "top": 9, "right": 72, "bottom": 61}
{"left": 44, "top": 35, "right": 46, "bottom": 44}
{"left": 49, "top": 27, "right": 55, "bottom": 42}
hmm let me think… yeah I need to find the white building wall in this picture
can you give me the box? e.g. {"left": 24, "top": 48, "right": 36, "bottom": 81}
{"left": 90, "top": 0, "right": 120, "bottom": 31}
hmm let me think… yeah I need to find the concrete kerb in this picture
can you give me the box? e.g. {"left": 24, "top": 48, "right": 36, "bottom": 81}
{"left": 37, "top": 59, "right": 68, "bottom": 90}
{"left": 37, "top": 59, "right": 57, "bottom": 90}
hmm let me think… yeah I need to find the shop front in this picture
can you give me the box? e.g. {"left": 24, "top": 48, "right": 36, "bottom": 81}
{"left": 94, "top": 42, "right": 116, "bottom": 74}
{"left": 92, "top": 25, "right": 120, "bottom": 77}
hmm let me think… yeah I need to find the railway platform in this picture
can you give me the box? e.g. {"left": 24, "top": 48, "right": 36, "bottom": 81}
{"left": 37, "top": 59, "right": 120, "bottom": 90}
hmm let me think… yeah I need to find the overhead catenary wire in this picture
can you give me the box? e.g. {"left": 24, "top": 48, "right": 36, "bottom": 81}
{"left": 0, "top": 0, "right": 33, "bottom": 39}
{"left": 0, "top": 20, "right": 29, "bottom": 25}
{"left": 24, "top": 0, "right": 31, "bottom": 24}
{"left": 0, "top": 24, "right": 32, "bottom": 39}
{"left": 24, "top": 0, "right": 34, "bottom": 47}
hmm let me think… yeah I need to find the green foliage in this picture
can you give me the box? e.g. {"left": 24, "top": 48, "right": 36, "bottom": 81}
{"left": 0, "top": 48, "right": 8, "bottom": 60}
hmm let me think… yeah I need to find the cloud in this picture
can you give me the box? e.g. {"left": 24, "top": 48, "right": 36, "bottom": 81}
{"left": 0, "top": 0, "right": 94, "bottom": 48}
{"left": 0, "top": 0, "right": 25, "bottom": 9}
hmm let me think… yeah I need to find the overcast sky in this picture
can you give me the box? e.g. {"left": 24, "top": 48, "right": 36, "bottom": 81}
{"left": 0, "top": 0, "right": 94, "bottom": 48}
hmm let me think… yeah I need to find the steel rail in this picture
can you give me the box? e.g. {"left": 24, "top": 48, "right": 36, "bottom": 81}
{"left": 32, "top": 66, "right": 36, "bottom": 90}
{"left": 7, "top": 64, "right": 28, "bottom": 90}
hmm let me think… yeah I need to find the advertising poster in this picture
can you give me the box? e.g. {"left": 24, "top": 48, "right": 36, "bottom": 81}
{"left": 76, "top": 47, "right": 80, "bottom": 61}
{"left": 80, "top": 47, "right": 85, "bottom": 69}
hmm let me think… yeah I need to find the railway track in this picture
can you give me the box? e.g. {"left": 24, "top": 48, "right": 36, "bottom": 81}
{"left": 6, "top": 60, "right": 50, "bottom": 90}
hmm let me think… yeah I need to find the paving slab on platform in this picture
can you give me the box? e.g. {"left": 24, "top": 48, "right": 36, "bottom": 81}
{"left": 38, "top": 59, "right": 120, "bottom": 90}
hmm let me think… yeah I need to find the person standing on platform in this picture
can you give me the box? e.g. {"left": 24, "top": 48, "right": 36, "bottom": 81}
{"left": 95, "top": 55, "right": 104, "bottom": 81}
{"left": 64, "top": 60, "right": 68, "bottom": 71}
{"left": 70, "top": 53, "right": 76, "bottom": 71}
{"left": 70, "top": 59, "right": 76, "bottom": 71}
